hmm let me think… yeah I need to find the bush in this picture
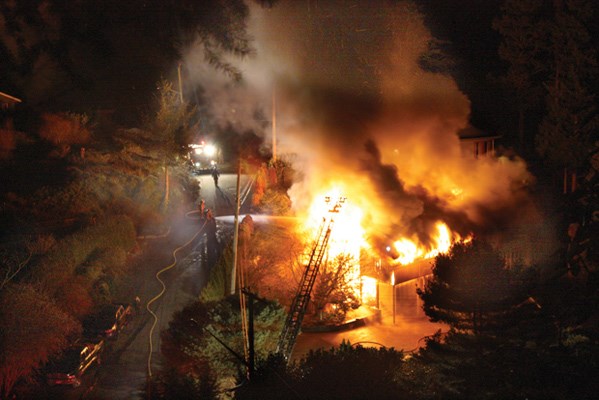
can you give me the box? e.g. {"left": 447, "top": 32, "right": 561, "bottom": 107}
{"left": 35, "top": 215, "right": 136, "bottom": 299}
{"left": 257, "top": 188, "right": 292, "bottom": 216}
{"left": 0, "top": 284, "right": 81, "bottom": 400}
{"left": 199, "top": 245, "right": 231, "bottom": 302}
{"left": 161, "top": 296, "right": 285, "bottom": 388}
{"left": 39, "top": 112, "right": 91, "bottom": 146}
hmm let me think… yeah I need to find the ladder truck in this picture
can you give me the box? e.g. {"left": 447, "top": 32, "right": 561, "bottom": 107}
{"left": 276, "top": 196, "right": 345, "bottom": 361}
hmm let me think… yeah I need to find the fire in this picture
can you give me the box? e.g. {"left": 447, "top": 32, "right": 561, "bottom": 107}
{"left": 299, "top": 186, "right": 466, "bottom": 306}
{"left": 302, "top": 187, "right": 466, "bottom": 272}
{"left": 392, "top": 222, "right": 460, "bottom": 265}
{"left": 304, "top": 187, "right": 365, "bottom": 261}
{"left": 299, "top": 187, "right": 364, "bottom": 297}
{"left": 392, "top": 238, "right": 421, "bottom": 265}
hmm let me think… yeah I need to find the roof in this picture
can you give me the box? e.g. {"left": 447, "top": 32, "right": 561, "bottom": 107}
{"left": 458, "top": 125, "right": 501, "bottom": 141}
{"left": 0, "top": 91, "right": 22, "bottom": 105}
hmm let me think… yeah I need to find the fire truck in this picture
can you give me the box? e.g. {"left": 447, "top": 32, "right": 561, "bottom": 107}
{"left": 188, "top": 141, "right": 221, "bottom": 173}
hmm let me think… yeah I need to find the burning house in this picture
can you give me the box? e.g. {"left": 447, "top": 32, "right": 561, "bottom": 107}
{"left": 184, "top": 1, "right": 548, "bottom": 321}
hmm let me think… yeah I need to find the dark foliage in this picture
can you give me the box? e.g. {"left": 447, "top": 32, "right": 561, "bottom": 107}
{"left": 160, "top": 296, "right": 284, "bottom": 387}
{"left": 417, "top": 239, "right": 537, "bottom": 333}
{"left": 0, "top": 0, "right": 262, "bottom": 120}
{"left": 409, "top": 331, "right": 599, "bottom": 400}
{"left": 236, "top": 342, "right": 407, "bottom": 400}
{"left": 143, "top": 369, "right": 218, "bottom": 400}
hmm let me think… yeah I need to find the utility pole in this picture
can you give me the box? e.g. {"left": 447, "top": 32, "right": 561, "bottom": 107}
{"left": 230, "top": 159, "right": 242, "bottom": 295}
{"left": 272, "top": 87, "right": 277, "bottom": 161}
{"left": 177, "top": 63, "right": 184, "bottom": 103}
{"left": 391, "top": 271, "right": 396, "bottom": 325}
{"left": 246, "top": 289, "right": 255, "bottom": 381}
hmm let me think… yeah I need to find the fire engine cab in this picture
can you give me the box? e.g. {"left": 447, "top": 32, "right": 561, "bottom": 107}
{"left": 188, "top": 141, "right": 220, "bottom": 173}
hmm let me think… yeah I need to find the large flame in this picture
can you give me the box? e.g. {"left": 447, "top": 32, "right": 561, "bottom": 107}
{"left": 392, "top": 221, "right": 462, "bottom": 265}
{"left": 304, "top": 187, "right": 366, "bottom": 260}
{"left": 299, "top": 186, "right": 467, "bottom": 304}
{"left": 301, "top": 187, "right": 464, "bottom": 267}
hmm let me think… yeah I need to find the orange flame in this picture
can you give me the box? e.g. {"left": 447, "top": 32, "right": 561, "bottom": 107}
{"left": 302, "top": 189, "right": 466, "bottom": 270}
{"left": 392, "top": 221, "right": 460, "bottom": 265}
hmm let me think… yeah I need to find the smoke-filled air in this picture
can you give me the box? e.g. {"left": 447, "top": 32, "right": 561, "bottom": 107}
{"left": 182, "top": 0, "right": 536, "bottom": 261}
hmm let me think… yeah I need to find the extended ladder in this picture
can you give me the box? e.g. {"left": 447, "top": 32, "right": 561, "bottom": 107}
{"left": 276, "top": 197, "right": 345, "bottom": 360}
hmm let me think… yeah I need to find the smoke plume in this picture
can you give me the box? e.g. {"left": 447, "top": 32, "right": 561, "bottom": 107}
{"left": 182, "top": 0, "right": 536, "bottom": 255}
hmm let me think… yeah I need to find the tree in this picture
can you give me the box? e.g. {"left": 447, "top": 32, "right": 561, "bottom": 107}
{"left": 159, "top": 296, "right": 285, "bottom": 389}
{"left": 417, "top": 239, "right": 535, "bottom": 333}
{"left": 251, "top": 165, "right": 268, "bottom": 208}
{"left": 0, "top": 126, "right": 17, "bottom": 161}
{"left": 0, "top": 237, "right": 45, "bottom": 291}
{"left": 536, "top": 0, "right": 599, "bottom": 193}
{"left": 0, "top": 284, "right": 80, "bottom": 400}
{"left": 151, "top": 80, "right": 197, "bottom": 210}
{"left": 38, "top": 112, "right": 91, "bottom": 157}
{"left": 310, "top": 254, "right": 360, "bottom": 323}
{"left": 0, "top": 0, "right": 268, "bottom": 117}
{"left": 493, "top": 0, "right": 549, "bottom": 153}
{"left": 236, "top": 342, "right": 407, "bottom": 400}
{"left": 407, "top": 329, "right": 599, "bottom": 400}
{"left": 143, "top": 369, "right": 218, "bottom": 400}
{"left": 495, "top": 0, "right": 599, "bottom": 192}
{"left": 239, "top": 223, "right": 303, "bottom": 302}
{"left": 296, "top": 341, "right": 406, "bottom": 400}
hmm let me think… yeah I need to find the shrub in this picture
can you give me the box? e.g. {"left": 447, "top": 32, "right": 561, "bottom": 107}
{"left": 54, "top": 277, "right": 94, "bottom": 318}
{"left": 0, "top": 284, "right": 81, "bottom": 400}
{"left": 257, "top": 188, "right": 292, "bottom": 216}
{"left": 35, "top": 215, "right": 136, "bottom": 297}
{"left": 38, "top": 112, "right": 91, "bottom": 146}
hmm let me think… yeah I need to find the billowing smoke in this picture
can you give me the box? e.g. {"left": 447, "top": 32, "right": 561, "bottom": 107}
{"left": 182, "top": 0, "right": 536, "bottom": 255}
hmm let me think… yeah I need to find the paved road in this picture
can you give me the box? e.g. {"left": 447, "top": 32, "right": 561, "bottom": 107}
{"left": 85, "top": 172, "right": 251, "bottom": 399}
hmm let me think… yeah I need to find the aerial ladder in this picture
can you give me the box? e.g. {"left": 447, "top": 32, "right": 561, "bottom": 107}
{"left": 276, "top": 196, "right": 345, "bottom": 360}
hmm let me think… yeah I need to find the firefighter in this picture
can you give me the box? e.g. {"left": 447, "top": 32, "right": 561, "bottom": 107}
{"left": 134, "top": 296, "right": 141, "bottom": 313}
{"left": 198, "top": 199, "right": 206, "bottom": 220}
{"left": 211, "top": 167, "right": 220, "bottom": 187}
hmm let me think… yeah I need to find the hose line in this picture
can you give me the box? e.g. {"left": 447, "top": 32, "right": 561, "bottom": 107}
{"left": 146, "top": 216, "right": 207, "bottom": 378}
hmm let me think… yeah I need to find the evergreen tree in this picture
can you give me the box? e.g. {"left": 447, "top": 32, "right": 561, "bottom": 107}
{"left": 236, "top": 342, "right": 407, "bottom": 400}
{"left": 417, "top": 240, "right": 535, "bottom": 333}
{"left": 493, "top": 0, "right": 549, "bottom": 153}
{"left": 495, "top": 0, "right": 599, "bottom": 190}
{"left": 536, "top": 0, "right": 599, "bottom": 192}
{"left": 409, "top": 330, "right": 599, "bottom": 400}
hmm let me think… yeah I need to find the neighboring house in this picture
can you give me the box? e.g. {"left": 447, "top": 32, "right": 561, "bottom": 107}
{"left": 1, "top": 91, "right": 21, "bottom": 127}
{"left": 0, "top": 90, "right": 21, "bottom": 111}
{"left": 458, "top": 125, "right": 501, "bottom": 159}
